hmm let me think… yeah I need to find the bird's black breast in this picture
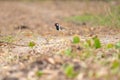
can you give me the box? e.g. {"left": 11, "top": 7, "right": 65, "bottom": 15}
{"left": 56, "top": 25, "right": 60, "bottom": 30}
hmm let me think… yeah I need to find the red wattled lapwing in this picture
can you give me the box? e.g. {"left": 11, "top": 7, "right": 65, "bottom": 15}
{"left": 54, "top": 23, "right": 71, "bottom": 36}
{"left": 55, "top": 23, "right": 66, "bottom": 31}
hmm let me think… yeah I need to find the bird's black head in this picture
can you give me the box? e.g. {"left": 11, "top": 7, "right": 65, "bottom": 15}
{"left": 55, "top": 23, "right": 60, "bottom": 30}
{"left": 55, "top": 23, "right": 59, "bottom": 27}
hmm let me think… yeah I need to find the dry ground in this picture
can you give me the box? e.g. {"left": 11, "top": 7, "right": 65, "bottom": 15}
{"left": 0, "top": 1, "right": 120, "bottom": 80}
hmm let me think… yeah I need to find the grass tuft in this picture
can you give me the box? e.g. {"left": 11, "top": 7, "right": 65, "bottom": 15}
{"left": 73, "top": 35, "right": 80, "bottom": 44}
{"left": 28, "top": 41, "right": 36, "bottom": 48}
{"left": 65, "top": 5, "right": 120, "bottom": 27}
{"left": 64, "top": 64, "right": 78, "bottom": 78}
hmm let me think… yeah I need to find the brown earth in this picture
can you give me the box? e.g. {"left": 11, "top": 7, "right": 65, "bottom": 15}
{"left": 0, "top": 1, "right": 120, "bottom": 80}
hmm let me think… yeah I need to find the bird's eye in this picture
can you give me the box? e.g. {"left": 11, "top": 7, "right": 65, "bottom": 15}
{"left": 55, "top": 23, "right": 59, "bottom": 26}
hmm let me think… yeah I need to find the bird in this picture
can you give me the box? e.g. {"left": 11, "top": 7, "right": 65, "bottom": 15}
{"left": 55, "top": 23, "right": 65, "bottom": 31}
{"left": 54, "top": 23, "right": 71, "bottom": 36}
